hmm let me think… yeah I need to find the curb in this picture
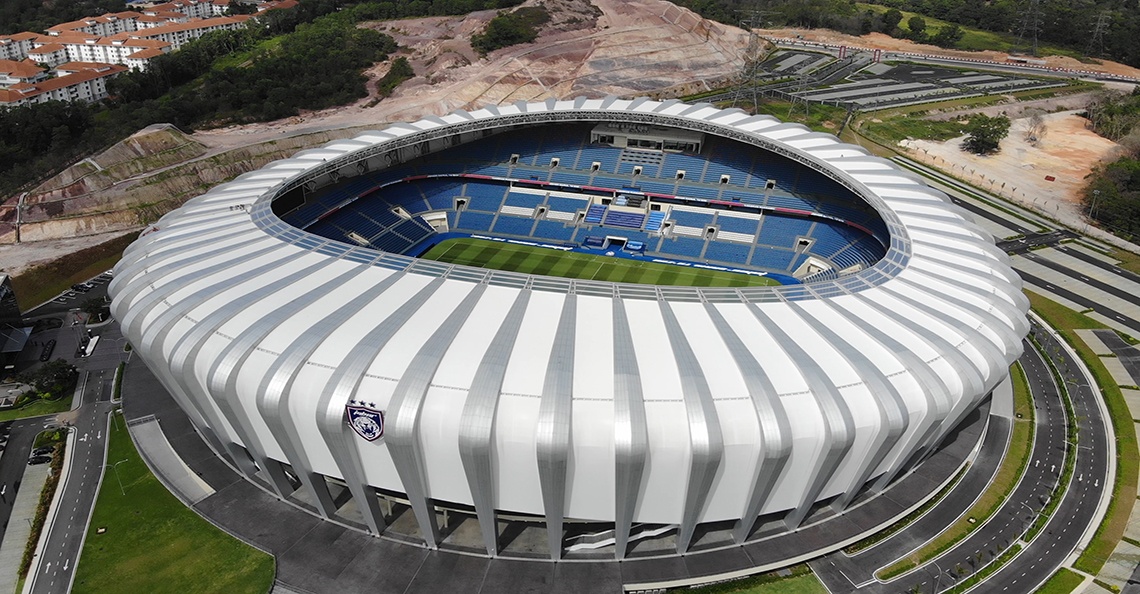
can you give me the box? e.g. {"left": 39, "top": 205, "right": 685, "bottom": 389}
{"left": 22, "top": 426, "right": 75, "bottom": 594}
{"left": 65, "top": 406, "right": 115, "bottom": 594}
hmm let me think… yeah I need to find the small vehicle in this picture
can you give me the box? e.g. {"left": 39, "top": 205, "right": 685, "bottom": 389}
{"left": 27, "top": 456, "right": 51, "bottom": 466}
{"left": 32, "top": 447, "right": 52, "bottom": 456}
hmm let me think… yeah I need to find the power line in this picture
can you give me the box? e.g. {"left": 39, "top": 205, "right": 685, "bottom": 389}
{"left": 1086, "top": 10, "right": 1111, "bottom": 57}
{"left": 1014, "top": 0, "right": 1042, "bottom": 57}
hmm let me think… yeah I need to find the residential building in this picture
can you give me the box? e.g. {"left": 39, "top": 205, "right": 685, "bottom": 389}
{"left": 0, "top": 63, "right": 127, "bottom": 106}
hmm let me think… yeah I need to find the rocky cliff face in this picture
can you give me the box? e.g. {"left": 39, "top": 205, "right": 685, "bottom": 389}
{"left": 9, "top": 126, "right": 365, "bottom": 245}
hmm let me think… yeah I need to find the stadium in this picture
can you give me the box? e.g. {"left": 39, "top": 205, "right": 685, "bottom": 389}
{"left": 109, "top": 97, "right": 1028, "bottom": 561}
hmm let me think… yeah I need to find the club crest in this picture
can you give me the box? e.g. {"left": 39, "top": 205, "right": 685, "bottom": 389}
{"left": 346, "top": 401, "right": 385, "bottom": 441}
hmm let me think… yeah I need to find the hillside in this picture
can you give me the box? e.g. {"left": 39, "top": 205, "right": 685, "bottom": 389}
{"left": 0, "top": 0, "right": 750, "bottom": 274}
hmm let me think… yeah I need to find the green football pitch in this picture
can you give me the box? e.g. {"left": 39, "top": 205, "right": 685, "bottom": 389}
{"left": 418, "top": 238, "right": 781, "bottom": 287}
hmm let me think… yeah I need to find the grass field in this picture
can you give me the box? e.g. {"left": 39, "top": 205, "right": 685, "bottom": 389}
{"left": 73, "top": 417, "right": 274, "bottom": 594}
{"left": 0, "top": 394, "right": 75, "bottom": 422}
{"left": 1035, "top": 568, "right": 1085, "bottom": 594}
{"left": 419, "top": 238, "right": 782, "bottom": 287}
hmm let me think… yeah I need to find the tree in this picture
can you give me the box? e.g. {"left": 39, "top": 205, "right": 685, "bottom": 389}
{"left": 1025, "top": 109, "right": 1047, "bottom": 144}
{"left": 932, "top": 23, "right": 964, "bottom": 47}
{"left": 377, "top": 57, "right": 414, "bottom": 98}
{"left": 907, "top": 15, "right": 926, "bottom": 40}
{"left": 470, "top": 6, "right": 549, "bottom": 55}
{"left": 225, "top": 1, "right": 258, "bottom": 15}
{"left": 882, "top": 8, "right": 903, "bottom": 32}
{"left": 80, "top": 296, "right": 109, "bottom": 323}
{"left": 962, "top": 114, "right": 1011, "bottom": 154}
{"left": 17, "top": 359, "right": 78, "bottom": 396}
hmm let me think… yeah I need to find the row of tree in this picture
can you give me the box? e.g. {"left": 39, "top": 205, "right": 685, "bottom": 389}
{"left": 672, "top": 0, "right": 1140, "bottom": 68}
{"left": 1083, "top": 89, "right": 1140, "bottom": 240}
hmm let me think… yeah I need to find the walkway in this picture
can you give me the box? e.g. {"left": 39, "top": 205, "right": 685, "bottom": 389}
{"left": 0, "top": 464, "right": 49, "bottom": 594}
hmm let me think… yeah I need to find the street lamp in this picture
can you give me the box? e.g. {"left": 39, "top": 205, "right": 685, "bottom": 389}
{"left": 104, "top": 459, "right": 128, "bottom": 496}
{"left": 925, "top": 560, "right": 946, "bottom": 594}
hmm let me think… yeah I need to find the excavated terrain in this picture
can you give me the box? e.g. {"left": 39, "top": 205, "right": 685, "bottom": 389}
{"left": 1, "top": 0, "right": 749, "bottom": 274}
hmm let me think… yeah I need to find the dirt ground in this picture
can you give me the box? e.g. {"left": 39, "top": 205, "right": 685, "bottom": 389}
{"left": 900, "top": 111, "right": 1120, "bottom": 229}
{"left": 0, "top": 231, "right": 128, "bottom": 276}
{"left": 759, "top": 27, "right": 1140, "bottom": 80}
{"left": 193, "top": 0, "right": 750, "bottom": 151}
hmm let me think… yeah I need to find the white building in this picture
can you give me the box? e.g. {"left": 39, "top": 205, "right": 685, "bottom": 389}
{"left": 0, "top": 59, "right": 47, "bottom": 86}
{"left": 110, "top": 99, "right": 1028, "bottom": 561}
{"left": 0, "top": 62, "right": 126, "bottom": 106}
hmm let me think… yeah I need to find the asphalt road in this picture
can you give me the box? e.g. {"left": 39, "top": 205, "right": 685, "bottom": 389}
{"left": 1017, "top": 268, "right": 1140, "bottom": 337}
{"left": 23, "top": 273, "right": 112, "bottom": 320}
{"left": 1053, "top": 244, "right": 1140, "bottom": 287}
{"left": 970, "top": 325, "right": 1110, "bottom": 593}
{"left": 812, "top": 416, "right": 1011, "bottom": 587}
{"left": 1022, "top": 250, "right": 1140, "bottom": 310}
{"left": 23, "top": 325, "right": 122, "bottom": 594}
{"left": 814, "top": 338, "right": 1070, "bottom": 594}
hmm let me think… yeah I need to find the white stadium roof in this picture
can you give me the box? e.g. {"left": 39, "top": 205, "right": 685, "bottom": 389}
{"left": 109, "top": 97, "right": 1028, "bottom": 560}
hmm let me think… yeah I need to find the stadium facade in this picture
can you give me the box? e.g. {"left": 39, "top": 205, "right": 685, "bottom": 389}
{"left": 109, "top": 98, "right": 1028, "bottom": 560}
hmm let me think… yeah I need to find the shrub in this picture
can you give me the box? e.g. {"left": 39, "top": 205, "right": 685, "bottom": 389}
{"left": 471, "top": 6, "right": 549, "bottom": 55}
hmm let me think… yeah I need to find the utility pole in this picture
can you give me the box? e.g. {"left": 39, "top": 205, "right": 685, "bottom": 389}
{"left": 1086, "top": 10, "right": 1110, "bottom": 57}
{"left": 732, "top": 8, "right": 778, "bottom": 113}
{"left": 1015, "top": 0, "right": 1043, "bottom": 57}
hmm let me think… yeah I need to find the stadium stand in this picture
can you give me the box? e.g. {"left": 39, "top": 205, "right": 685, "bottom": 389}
{"left": 505, "top": 192, "right": 545, "bottom": 208}
{"left": 669, "top": 209, "right": 715, "bottom": 228}
{"left": 493, "top": 215, "right": 537, "bottom": 236}
{"left": 645, "top": 211, "right": 666, "bottom": 232}
{"left": 584, "top": 204, "right": 607, "bottom": 224}
{"left": 457, "top": 211, "right": 495, "bottom": 232}
{"left": 758, "top": 217, "right": 813, "bottom": 248}
{"left": 715, "top": 215, "right": 759, "bottom": 235}
{"left": 290, "top": 122, "right": 889, "bottom": 277}
{"left": 603, "top": 210, "right": 646, "bottom": 229}
{"left": 659, "top": 237, "right": 706, "bottom": 258}
{"left": 533, "top": 220, "right": 576, "bottom": 242}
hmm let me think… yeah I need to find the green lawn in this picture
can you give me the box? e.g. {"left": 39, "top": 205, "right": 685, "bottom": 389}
{"left": 861, "top": 116, "right": 968, "bottom": 144}
{"left": 1035, "top": 568, "right": 1086, "bottom": 594}
{"left": 73, "top": 417, "right": 274, "bottom": 594}
{"left": 688, "top": 566, "right": 827, "bottom": 594}
{"left": 0, "top": 394, "right": 74, "bottom": 422}
{"left": 419, "top": 238, "right": 782, "bottom": 287}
